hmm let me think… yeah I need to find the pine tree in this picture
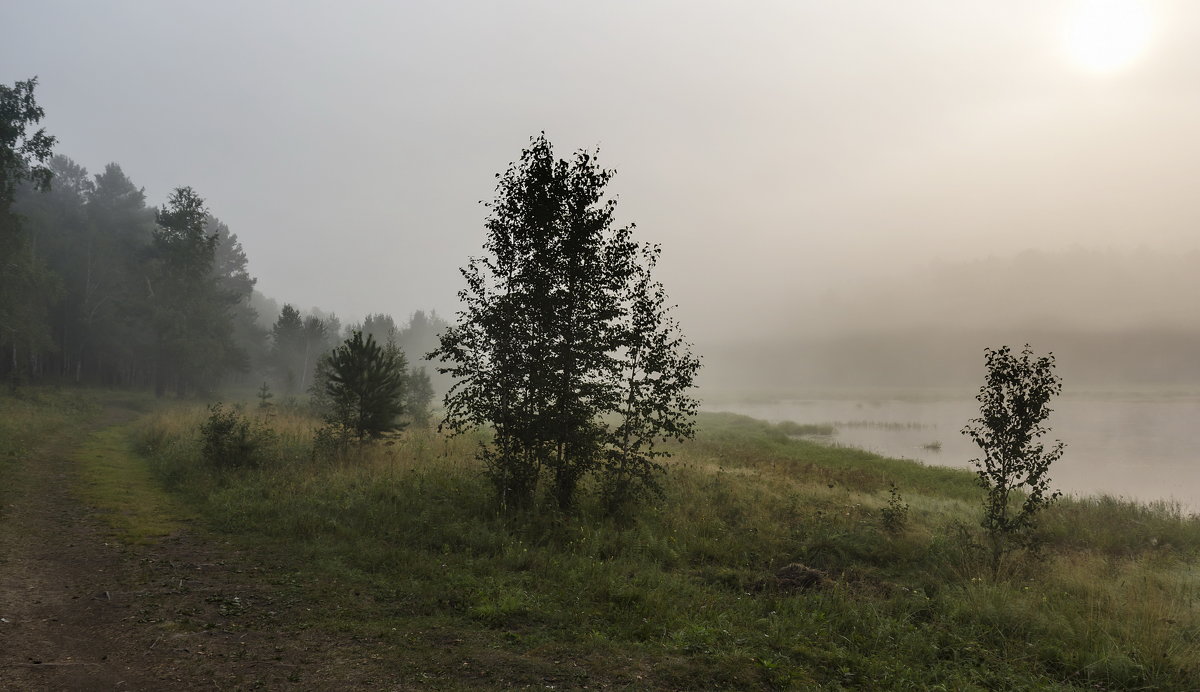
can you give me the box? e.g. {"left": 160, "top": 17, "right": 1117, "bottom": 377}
{"left": 324, "top": 330, "right": 407, "bottom": 440}
{"left": 406, "top": 366, "right": 435, "bottom": 427}
{"left": 300, "top": 315, "right": 327, "bottom": 392}
{"left": 85, "top": 164, "right": 156, "bottom": 386}
{"left": 270, "top": 304, "right": 305, "bottom": 393}
{"left": 209, "top": 216, "right": 263, "bottom": 379}
{"left": 147, "top": 187, "right": 243, "bottom": 395}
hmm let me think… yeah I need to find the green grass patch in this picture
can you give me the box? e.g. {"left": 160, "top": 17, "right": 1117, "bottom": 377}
{"left": 128, "top": 404, "right": 1200, "bottom": 689}
{"left": 75, "top": 425, "right": 193, "bottom": 543}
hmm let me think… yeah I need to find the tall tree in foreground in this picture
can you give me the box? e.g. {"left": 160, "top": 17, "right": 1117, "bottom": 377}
{"left": 430, "top": 134, "right": 699, "bottom": 511}
{"left": 962, "top": 344, "right": 1065, "bottom": 576}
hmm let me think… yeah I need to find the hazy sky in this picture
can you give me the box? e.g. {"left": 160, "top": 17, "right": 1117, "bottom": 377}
{"left": 5, "top": 1, "right": 1200, "bottom": 342}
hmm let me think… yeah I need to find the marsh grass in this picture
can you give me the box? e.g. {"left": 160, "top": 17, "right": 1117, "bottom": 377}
{"left": 129, "top": 406, "right": 1200, "bottom": 689}
{"left": 773, "top": 420, "right": 837, "bottom": 437}
{"left": 829, "top": 420, "right": 932, "bottom": 430}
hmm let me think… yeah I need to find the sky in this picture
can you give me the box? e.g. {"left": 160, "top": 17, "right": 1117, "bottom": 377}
{"left": 4, "top": 0, "right": 1200, "bottom": 346}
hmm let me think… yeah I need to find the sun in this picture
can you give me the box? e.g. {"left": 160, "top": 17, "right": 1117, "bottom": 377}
{"left": 1063, "top": 0, "right": 1153, "bottom": 74}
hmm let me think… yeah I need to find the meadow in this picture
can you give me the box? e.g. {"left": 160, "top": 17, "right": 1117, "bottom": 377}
{"left": 120, "top": 399, "right": 1200, "bottom": 690}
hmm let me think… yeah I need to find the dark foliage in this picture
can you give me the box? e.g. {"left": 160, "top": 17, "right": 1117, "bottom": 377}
{"left": 147, "top": 187, "right": 245, "bottom": 395}
{"left": 0, "top": 77, "right": 58, "bottom": 389}
{"left": 406, "top": 366, "right": 435, "bottom": 427}
{"left": 879, "top": 483, "right": 909, "bottom": 533}
{"left": 199, "top": 403, "right": 275, "bottom": 469}
{"left": 430, "top": 134, "right": 699, "bottom": 512}
{"left": 323, "top": 330, "right": 408, "bottom": 440}
{"left": 962, "top": 344, "right": 1065, "bottom": 575}
{"left": 0, "top": 77, "right": 55, "bottom": 203}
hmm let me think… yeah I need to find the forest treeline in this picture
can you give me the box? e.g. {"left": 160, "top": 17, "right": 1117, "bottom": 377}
{"left": 2, "top": 125, "right": 446, "bottom": 396}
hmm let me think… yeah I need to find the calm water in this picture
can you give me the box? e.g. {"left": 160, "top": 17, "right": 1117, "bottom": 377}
{"left": 710, "top": 391, "right": 1200, "bottom": 510}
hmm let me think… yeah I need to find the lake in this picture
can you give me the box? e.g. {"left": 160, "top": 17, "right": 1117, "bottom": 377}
{"left": 709, "top": 390, "right": 1200, "bottom": 511}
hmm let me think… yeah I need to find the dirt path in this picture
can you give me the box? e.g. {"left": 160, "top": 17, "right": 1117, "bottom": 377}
{"left": 0, "top": 403, "right": 400, "bottom": 691}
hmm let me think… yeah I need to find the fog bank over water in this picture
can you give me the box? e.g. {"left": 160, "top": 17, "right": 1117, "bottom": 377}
{"left": 701, "top": 248, "right": 1200, "bottom": 392}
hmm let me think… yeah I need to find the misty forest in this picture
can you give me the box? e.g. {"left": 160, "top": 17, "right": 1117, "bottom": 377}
{"left": 6, "top": 2, "right": 1200, "bottom": 690}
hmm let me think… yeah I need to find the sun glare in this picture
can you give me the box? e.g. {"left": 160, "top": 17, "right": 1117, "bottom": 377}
{"left": 1064, "top": 0, "right": 1153, "bottom": 74}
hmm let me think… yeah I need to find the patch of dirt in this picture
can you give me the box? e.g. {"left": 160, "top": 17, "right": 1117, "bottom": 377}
{"left": 0, "top": 404, "right": 406, "bottom": 690}
{"left": 752, "top": 562, "right": 834, "bottom": 594}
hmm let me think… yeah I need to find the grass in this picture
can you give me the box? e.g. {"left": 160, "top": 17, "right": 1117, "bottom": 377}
{"left": 91, "top": 401, "right": 1200, "bottom": 688}
{"left": 0, "top": 386, "right": 100, "bottom": 458}
{"left": 0, "top": 387, "right": 101, "bottom": 512}
{"left": 74, "top": 425, "right": 193, "bottom": 543}
{"left": 0, "top": 386, "right": 189, "bottom": 542}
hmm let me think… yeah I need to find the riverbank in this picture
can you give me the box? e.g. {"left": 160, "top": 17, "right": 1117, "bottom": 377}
{"left": 708, "top": 388, "right": 1200, "bottom": 511}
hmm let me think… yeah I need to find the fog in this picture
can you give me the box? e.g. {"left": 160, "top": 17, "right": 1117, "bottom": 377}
{"left": 5, "top": 0, "right": 1200, "bottom": 391}
{"left": 705, "top": 247, "right": 1200, "bottom": 391}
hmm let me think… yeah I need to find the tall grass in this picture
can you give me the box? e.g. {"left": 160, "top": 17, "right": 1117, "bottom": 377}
{"left": 130, "top": 406, "right": 1200, "bottom": 689}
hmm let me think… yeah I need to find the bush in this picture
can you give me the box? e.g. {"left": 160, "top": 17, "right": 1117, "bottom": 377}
{"left": 199, "top": 403, "right": 276, "bottom": 469}
{"left": 311, "top": 422, "right": 356, "bottom": 461}
{"left": 880, "top": 483, "right": 909, "bottom": 533}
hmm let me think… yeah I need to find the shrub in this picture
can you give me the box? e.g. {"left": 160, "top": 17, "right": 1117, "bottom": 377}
{"left": 199, "top": 403, "right": 276, "bottom": 469}
{"left": 880, "top": 483, "right": 909, "bottom": 533}
{"left": 311, "top": 422, "right": 356, "bottom": 461}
